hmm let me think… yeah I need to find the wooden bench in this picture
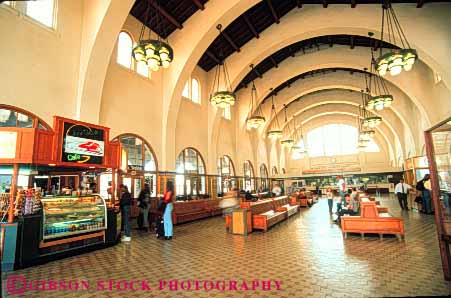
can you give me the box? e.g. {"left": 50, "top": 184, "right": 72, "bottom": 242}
{"left": 291, "top": 191, "right": 313, "bottom": 207}
{"left": 341, "top": 201, "right": 404, "bottom": 240}
{"left": 225, "top": 199, "right": 272, "bottom": 230}
{"left": 171, "top": 199, "right": 224, "bottom": 225}
{"left": 272, "top": 196, "right": 299, "bottom": 217}
{"left": 251, "top": 200, "right": 287, "bottom": 232}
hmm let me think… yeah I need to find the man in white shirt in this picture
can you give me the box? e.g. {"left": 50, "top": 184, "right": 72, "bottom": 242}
{"left": 272, "top": 184, "right": 282, "bottom": 197}
{"left": 395, "top": 178, "right": 411, "bottom": 210}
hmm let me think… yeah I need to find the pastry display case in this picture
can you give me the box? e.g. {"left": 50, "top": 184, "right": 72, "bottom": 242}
{"left": 41, "top": 195, "right": 107, "bottom": 240}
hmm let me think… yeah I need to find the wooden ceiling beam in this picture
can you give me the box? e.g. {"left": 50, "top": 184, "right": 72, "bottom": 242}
{"left": 146, "top": 0, "right": 182, "bottom": 29}
{"left": 417, "top": 0, "right": 424, "bottom": 8}
{"left": 351, "top": 0, "right": 356, "bottom": 8}
{"left": 206, "top": 51, "right": 220, "bottom": 64}
{"left": 296, "top": 0, "right": 303, "bottom": 8}
{"left": 322, "top": 0, "right": 328, "bottom": 8}
{"left": 221, "top": 31, "right": 240, "bottom": 52}
{"left": 191, "top": 0, "right": 204, "bottom": 10}
{"left": 328, "top": 36, "right": 333, "bottom": 47}
{"left": 350, "top": 36, "right": 355, "bottom": 49}
{"left": 269, "top": 56, "right": 278, "bottom": 68}
{"left": 265, "top": 0, "right": 280, "bottom": 24}
{"left": 253, "top": 67, "right": 263, "bottom": 79}
{"left": 243, "top": 15, "right": 259, "bottom": 39}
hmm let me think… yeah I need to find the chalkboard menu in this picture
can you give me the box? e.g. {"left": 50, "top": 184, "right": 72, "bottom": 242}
{"left": 61, "top": 122, "right": 105, "bottom": 165}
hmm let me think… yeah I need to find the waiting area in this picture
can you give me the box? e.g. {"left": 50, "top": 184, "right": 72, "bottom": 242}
{"left": 2, "top": 196, "right": 450, "bottom": 297}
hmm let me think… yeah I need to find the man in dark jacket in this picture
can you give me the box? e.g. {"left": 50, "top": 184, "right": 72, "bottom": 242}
{"left": 416, "top": 174, "right": 432, "bottom": 214}
{"left": 119, "top": 184, "right": 132, "bottom": 241}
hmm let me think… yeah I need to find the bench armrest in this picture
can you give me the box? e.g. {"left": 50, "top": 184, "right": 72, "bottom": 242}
{"left": 276, "top": 207, "right": 287, "bottom": 212}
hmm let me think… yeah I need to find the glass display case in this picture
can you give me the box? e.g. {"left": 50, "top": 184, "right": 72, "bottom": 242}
{"left": 41, "top": 195, "right": 107, "bottom": 240}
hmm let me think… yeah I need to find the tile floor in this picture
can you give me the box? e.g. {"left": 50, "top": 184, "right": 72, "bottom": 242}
{"left": 2, "top": 195, "right": 451, "bottom": 297}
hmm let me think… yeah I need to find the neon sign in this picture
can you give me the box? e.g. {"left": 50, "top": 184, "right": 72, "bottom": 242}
{"left": 62, "top": 122, "right": 105, "bottom": 165}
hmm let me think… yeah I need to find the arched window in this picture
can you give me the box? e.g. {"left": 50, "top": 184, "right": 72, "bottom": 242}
{"left": 182, "top": 77, "right": 201, "bottom": 104}
{"left": 5, "top": 0, "right": 56, "bottom": 28}
{"left": 272, "top": 166, "right": 278, "bottom": 175}
{"left": 243, "top": 160, "right": 255, "bottom": 192}
{"left": 176, "top": 148, "right": 206, "bottom": 198}
{"left": 117, "top": 31, "right": 133, "bottom": 69}
{"left": 0, "top": 104, "right": 51, "bottom": 130}
{"left": 217, "top": 155, "right": 236, "bottom": 193}
{"left": 307, "top": 124, "right": 360, "bottom": 157}
{"left": 191, "top": 78, "right": 200, "bottom": 103}
{"left": 112, "top": 134, "right": 158, "bottom": 197}
{"left": 259, "top": 164, "right": 269, "bottom": 191}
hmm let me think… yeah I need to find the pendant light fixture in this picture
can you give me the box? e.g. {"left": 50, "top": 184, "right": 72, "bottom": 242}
{"left": 358, "top": 104, "right": 375, "bottom": 141}
{"left": 280, "top": 104, "right": 294, "bottom": 148}
{"left": 132, "top": 0, "right": 174, "bottom": 71}
{"left": 361, "top": 90, "right": 382, "bottom": 129}
{"left": 209, "top": 25, "right": 236, "bottom": 109}
{"left": 246, "top": 64, "right": 266, "bottom": 129}
{"left": 375, "top": 1, "right": 418, "bottom": 76}
{"left": 357, "top": 106, "right": 369, "bottom": 152}
{"left": 366, "top": 49, "right": 394, "bottom": 112}
{"left": 292, "top": 117, "right": 307, "bottom": 158}
{"left": 267, "top": 89, "right": 283, "bottom": 139}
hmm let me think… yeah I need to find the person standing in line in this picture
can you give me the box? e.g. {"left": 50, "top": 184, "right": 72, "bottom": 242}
{"left": 138, "top": 183, "right": 151, "bottom": 231}
{"left": 119, "top": 184, "right": 132, "bottom": 242}
{"left": 326, "top": 187, "right": 334, "bottom": 215}
{"left": 163, "top": 180, "right": 174, "bottom": 240}
{"left": 416, "top": 174, "right": 432, "bottom": 214}
{"left": 337, "top": 176, "right": 346, "bottom": 207}
{"left": 395, "top": 178, "right": 411, "bottom": 210}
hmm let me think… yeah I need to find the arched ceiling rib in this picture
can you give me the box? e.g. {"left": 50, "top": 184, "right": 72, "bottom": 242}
{"left": 292, "top": 115, "right": 391, "bottom": 157}
{"left": 286, "top": 111, "right": 398, "bottom": 162}
{"left": 234, "top": 34, "right": 397, "bottom": 92}
{"left": 265, "top": 89, "right": 413, "bottom": 155}
{"left": 196, "top": 0, "right": 444, "bottom": 71}
{"left": 255, "top": 71, "right": 422, "bottom": 153}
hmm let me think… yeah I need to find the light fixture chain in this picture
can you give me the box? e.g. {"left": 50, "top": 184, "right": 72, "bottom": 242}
{"left": 380, "top": 4, "right": 385, "bottom": 56}
{"left": 389, "top": 6, "right": 411, "bottom": 49}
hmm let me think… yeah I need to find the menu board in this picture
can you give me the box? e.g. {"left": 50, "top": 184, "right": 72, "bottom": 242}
{"left": 61, "top": 122, "right": 105, "bottom": 164}
{"left": 0, "top": 131, "right": 17, "bottom": 159}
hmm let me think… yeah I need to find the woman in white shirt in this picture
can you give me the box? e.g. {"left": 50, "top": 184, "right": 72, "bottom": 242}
{"left": 326, "top": 187, "right": 333, "bottom": 214}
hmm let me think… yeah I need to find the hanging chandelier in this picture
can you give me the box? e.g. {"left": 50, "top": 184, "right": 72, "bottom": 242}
{"left": 267, "top": 89, "right": 283, "bottom": 139}
{"left": 209, "top": 25, "right": 236, "bottom": 109}
{"left": 246, "top": 64, "right": 265, "bottom": 129}
{"left": 366, "top": 50, "right": 394, "bottom": 112}
{"left": 280, "top": 104, "right": 294, "bottom": 147}
{"left": 357, "top": 106, "right": 370, "bottom": 152}
{"left": 132, "top": 1, "right": 174, "bottom": 72}
{"left": 360, "top": 90, "right": 382, "bottom": 129}
{"left": 291, "top": 117, "right": 307, "bottom": 158}
{"left": 375, "top": 1, "right": 418, "bottom": 76}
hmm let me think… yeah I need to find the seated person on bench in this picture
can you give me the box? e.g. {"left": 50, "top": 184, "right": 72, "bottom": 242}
{"left": 335, "top": 187, "right": 360, "bottom": 224}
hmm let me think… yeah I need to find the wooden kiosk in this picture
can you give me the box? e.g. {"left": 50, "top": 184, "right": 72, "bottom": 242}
{"left": 0, "top": 105, "right": 121, "bottom": 269}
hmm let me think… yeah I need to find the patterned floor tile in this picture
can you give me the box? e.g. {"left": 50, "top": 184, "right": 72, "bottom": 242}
{"left": 2, "top": 195, "right": 451, "bottom": 297}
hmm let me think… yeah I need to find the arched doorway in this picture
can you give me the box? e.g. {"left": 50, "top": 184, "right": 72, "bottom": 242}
{"left": 243, "top": 160, "right": 255, "bottom": 192}
{"left": 175, "top": 147, "right": 207, "bottom": 200}
{"left": 260, "top": 164, "right": 269, "bottom": 191}
{"left": 217, "top": 155, "right": 236, "bottom": 194}
{"left": 111, "top": 133, "right": 158, "bottom": 216}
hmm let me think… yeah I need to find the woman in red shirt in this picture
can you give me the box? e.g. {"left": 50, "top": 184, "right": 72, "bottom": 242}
{"left": 163, "top": 181, "right": 174, "bottom": 240}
